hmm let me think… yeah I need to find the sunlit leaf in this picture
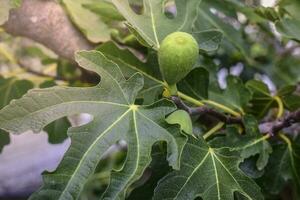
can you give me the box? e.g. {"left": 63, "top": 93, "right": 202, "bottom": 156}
{"left": 0, "top": 51, "right": 187, "bottom": 199}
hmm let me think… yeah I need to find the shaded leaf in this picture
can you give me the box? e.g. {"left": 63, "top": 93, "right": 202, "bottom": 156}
{"left": 246, "top": 80, "right": 274, "bottom": 118}
{"left": 0, "top": 77, "right": 33, "bottom": 151}
{"left": 0, "top": 129, "right": 9, "bottom": 153}
{"left": 178, "top": 67, "right": 209, "bottom": 100}
{"left": 258, "top": 135, "right": 300, "bottom": 197}
{"left": 210, "top": 76, "right": 252, "bottom": 114}
{"left": 0, "top": 77, "right": 34, "bottom": 109}
{"left": 212, "top": 116, "right": 272, "bottom": 171}
{"left": 127, "top": 145, "right": 171, "bottom": 200}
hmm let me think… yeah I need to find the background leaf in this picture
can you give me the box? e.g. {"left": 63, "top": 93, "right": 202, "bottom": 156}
{"left": 62, "top": 0, "right": 111, "bottom": 43}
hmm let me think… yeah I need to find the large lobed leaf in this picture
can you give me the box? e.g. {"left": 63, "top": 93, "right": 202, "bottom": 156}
{"left": 112, "top": 0, "right": 223, "bottom": 51}
{"left": 0, "top": 51, "right": 187, "bottom": 199}
{"left": 154, "top": 137, "right": 263, "bottom": 200}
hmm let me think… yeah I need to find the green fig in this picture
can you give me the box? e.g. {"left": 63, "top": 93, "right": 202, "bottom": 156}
{"left": 158, "top": 32, "right": 198, "bottom": 93}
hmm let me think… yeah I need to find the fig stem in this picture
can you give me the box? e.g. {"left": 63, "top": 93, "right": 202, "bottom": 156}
{"left": 168, "top": 84, "right": 178, "bottom": 96}
{"left": 177, "top": 92, "right": 241, "bottom": 117}
{"left": 203, "top": 122, "right": 225, "bottom": 140}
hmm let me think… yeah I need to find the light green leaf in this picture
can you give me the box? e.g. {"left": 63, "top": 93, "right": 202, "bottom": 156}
{"left": 166, "top": 110, "right": 193, "bottom": 136}
{"left": 83, "top": 0, "right": 124, "bottom": 22}
{"left": 0, "top": 51, "right": 186, "bottom": 200}
{"left": 62, "top": 0, "right": 111, "bottom": 43}
{"left": 154, "top": 137, "right": 263, "bottom": 200}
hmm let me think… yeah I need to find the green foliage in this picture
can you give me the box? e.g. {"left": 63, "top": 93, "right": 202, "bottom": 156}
{"left": 0, "top": 0, "right": 300, "bottom": 199}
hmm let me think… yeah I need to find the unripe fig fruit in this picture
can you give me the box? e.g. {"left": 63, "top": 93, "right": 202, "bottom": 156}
{"left": 158, "top": 32, "right": 198, "bottom": 87}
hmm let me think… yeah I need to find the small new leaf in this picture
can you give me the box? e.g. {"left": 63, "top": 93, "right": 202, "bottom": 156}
{"left": 166, "top": 110, "right": 193, "bottom": 136}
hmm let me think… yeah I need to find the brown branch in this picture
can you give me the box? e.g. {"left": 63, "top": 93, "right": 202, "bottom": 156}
{"left": 3, "top": 0, "right": 93, "bottom": 62}
{"left": 270, "top": 109, "right": 300, "bottom": 136}
{"left": 171, "top": 96, "right": 300, "bottom": 137}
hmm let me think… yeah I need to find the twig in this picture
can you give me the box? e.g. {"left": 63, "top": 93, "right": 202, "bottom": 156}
{"left": 172, "top": 96, "right": 300, "bottom": 137}
{"left": 270, "top": 109, "right": 300, "bottom": 136}
{"left": 170, "top": 96, "right": 243, "bottom": 125}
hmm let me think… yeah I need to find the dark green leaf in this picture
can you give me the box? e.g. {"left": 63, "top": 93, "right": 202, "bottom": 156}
{"left": 0, "top": 129, "right": 9, "bottom": 153}
{"left": 246, "top": 80, "right": 274, "bottom": 118}
{"left": 212, "top": 115, "right": 272, "bottom": 171}
{"left": 178, "top": 67, "right": 209, "bottom": 100}
{"left": 0, "top": 77, "right": 34, "bottom": 109}
{"left": 258, "top": 135, "right": 300, "bottom": 197}
{"left": 210, "top": 76, "right": 252, "bottom": 114}
{"left": 154, "top": 137, "right": 263, "bottom": 200}
{"left": 0, "top": 77, "right": 34, "bottom": 151}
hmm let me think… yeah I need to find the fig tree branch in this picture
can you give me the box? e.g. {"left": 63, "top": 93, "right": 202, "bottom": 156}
{"left": 3, "top": 0, "right": 93, "bottom": 62}
{"left": 269, "top": 108, "right": 300, "bottom": 136}
{"left": 171, "top": 96, "right": 300, "bottom": 136}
